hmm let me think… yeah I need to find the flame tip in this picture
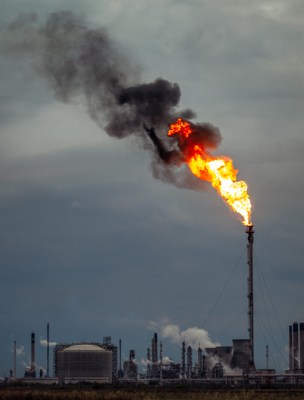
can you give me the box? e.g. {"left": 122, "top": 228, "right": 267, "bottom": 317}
{"left": 167, "top": 118, "right": 252, "bottom": 225}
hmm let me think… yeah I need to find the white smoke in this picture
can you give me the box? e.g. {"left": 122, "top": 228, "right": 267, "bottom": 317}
{"left": 16, "top": 345, "right": 25, "bottom": 356}
{"left": 21, "top": 361, "right": 30, "bottom": 369}
{"left": 40, "top": 337, "right": 57, "bottom": 347}
{"left": 12, "top": 345, "right": 25, "bottom": 356}
{"left": 161, "top": 356, "right": 172, "bottom": 364}
{"left": 206, "top": 354, "right": 242, "bottom": 375}
{"left": 149, "top": 319, "right": 220, "bottom": 348}
{"left": 141, "top": 357, "right": 151, "bottom": 366}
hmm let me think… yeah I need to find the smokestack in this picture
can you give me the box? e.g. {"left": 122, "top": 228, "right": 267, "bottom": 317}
{"left": 47, "top": 323, "right": 49, "bottom": 377}
{"left": 300, "top": 323, "right": 304, "bottom": 370}
{"left": 266, "top": 345, "right": 269, "bottom": 370}
{"left": 31, "top": 332, "right": 35, "bottom": 377}
{"left": 198, "top": 345, "right": 202, "bottom": 377}
{"left": 293, "top": 322, "right": 299, "bottom": 369}
{"left": 154, "top": 333, "right": 158, "bottom": 363}
{"left": 14, "top": 340, "right": 16, "bottom": 378}
{"left": 151, "top": 333, "right": 157, "bottom": 378}
{"left": 246, "top": 224, "right": 256, "bottom": 371}
{"left": 182, "top": 341, "right": 186, "bottom": 379}
{"left": 289, "top": 325, "right": 293, "bottom": 370}
{"left": 39, "top": 367, "right": 43, "bottom": 378}
{"left": 187, "top": 346, "right": 192, "bottom": 379}
{"left": 119, "top": 339, "right": 121, "bottom": 371}
{"left": 160, "top": 341, "right": 163, "bottom": 381}
{"left": 147, "top": 348, "right": 151, "bottom": 378}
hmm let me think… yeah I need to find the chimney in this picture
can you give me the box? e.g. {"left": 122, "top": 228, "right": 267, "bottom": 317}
{"left": 293, "top": 322, "right": 299, "bottom": 369}
{"left": 289, "top": 325, "right": 293, "bottom": 370}
{"left": 47, "top": 323, "right": 49, "bottom": 377}
{"left": 14, "top": 341, "right": 16, "bottom": 378}
{"left": 300, "top": 323, "right": 304, "bottom": 370}
{"left": 31, "top": 332, "right": 36, "bottom": 377}
{"left": 182, "top": 341, "right": 186, "bottom": 379}
{"left": 187, "top": 345, "right": 192, "bottom": 379}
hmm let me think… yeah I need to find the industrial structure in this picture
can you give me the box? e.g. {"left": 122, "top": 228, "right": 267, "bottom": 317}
{"left": 7, "top": 225, "right": 304, "bottom": 387}
{"left": 24, "top": 332, "right": 36, "bottom": 378}
{"left": 56, "top": 344, "right": 112, "bottom": 384}
{"left": 54, "top": 337, "right": 117, "bottom": 382}
{"left": 123, "top": 349, "right": 138, "bottom": 379}
{"left": 287, "top": 322, "right": 304, "bottom": 376}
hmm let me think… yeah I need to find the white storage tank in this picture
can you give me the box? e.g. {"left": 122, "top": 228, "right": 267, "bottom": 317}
{"left": 57, "top": 344, "right": 112, "bottom": 384}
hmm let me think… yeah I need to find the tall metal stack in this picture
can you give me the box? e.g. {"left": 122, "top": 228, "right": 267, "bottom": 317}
{"left": 198, "top": 345, "right": 202, "bottom": 377}
{"left": 187, "top": 346, "right": 192, "bottom": 379}
{"left": 31, "top": 332, "right": 36, "bottom": 377}
{"left": 246, "top": 224, "right": 256, "bottom": 371}
{"left": 181, "top": 341, "right": 186, "bottom": 379}
{"left": 293, "top": 322, "right": 299, "bottom": 369}
{"left": 46, "top": 323, "right": 50, "bottom": 377}
{"left": 118, "top": 339, "right": 123, "bottom": 378}
{"left": 300, "top": 323, "right": 304, "bottom": 370}
{"left": 160, "top": 341, "right": 163, "bottom": 381}
{"left": 289, "top": 326, "right": 293, "bottom": 370}
{"left": 14, "top": 341, "right": 16, "bottom": 378}
{"left": 147, "top": 348, "right": 151, "bottom": 378}
{"left": 151, "top": 333, "right": 158, "bottom": 378}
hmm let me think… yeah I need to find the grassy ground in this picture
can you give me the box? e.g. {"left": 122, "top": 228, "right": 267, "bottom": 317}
{"left": 1, "top": 389, "right": 304, "bottom": 400}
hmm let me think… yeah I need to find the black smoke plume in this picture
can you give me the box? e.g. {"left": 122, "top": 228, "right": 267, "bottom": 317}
{"left": 0, "top": 11, "right": 222, "bottom": 190}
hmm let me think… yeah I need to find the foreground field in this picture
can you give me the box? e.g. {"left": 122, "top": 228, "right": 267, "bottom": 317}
{"left": 0, "top": 389, "right": 304, "bottom": 400}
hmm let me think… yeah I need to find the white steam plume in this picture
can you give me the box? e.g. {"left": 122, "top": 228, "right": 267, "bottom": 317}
{"left": 40, "top": 337, "right": 57, "bottom": 347}
{"left": 149, "top": 319, "right": 220, "bottom": 349}
{"left": 21, "top": 361, "right": 30, "bottom": 369}
{"left": 141, "top": 357, "right": 151, "bottom": 366}
{"left": 206, "top": 354, "right": 243, "bottom": 375}
{"left": 12, "top": 345, "right": 25, "bottom": 356}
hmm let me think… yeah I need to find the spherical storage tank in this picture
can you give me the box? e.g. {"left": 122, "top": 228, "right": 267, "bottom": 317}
{"left": 57, "top": 344, "right": 112, "bottom": 384}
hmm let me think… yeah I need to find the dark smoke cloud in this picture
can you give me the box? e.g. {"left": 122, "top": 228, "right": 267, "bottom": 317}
{"left": 0, "top": 11, "right": 222, "bottom": 191}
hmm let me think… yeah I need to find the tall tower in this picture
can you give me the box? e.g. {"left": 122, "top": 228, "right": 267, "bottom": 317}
{"left": 187, "top": 346, "right": 192, "bottom": 379}
{"left": 181, "top": 341, "right": 186, "bottom": 379}
{"left": 14, "top": 341, "right": 16, "bottom": 378}
{"left": 46, "top": 323, "right": 50, "bottom": 377}
{"left": 31, "top": 332, "right": 36, "bottom": 377}
{"left": 246, "top": 225, "right": 256, "bottom": 371}
{"left": 293, "top": 322, "right": 299, "bottom": 369}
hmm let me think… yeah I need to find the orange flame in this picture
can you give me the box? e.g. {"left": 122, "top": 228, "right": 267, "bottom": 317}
{"left": 168, "top": 119, "right": 252, "bottom": 225}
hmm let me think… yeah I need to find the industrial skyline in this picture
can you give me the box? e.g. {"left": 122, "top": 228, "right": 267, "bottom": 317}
{"left": 7, "top": 321, "right": 304, "bottom": 383}
{"left": 1, "top": 0, "right": 304, "bottom": 379}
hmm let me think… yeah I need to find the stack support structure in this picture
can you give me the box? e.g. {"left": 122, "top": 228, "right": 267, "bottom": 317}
{"left": 300, "top": 323, "right": 304, "bottom": 370}
{"left": 182, "top": 341, "right": 186, "bottom": 378}
{"left": 14, "top": 341, "right": 16, "bottom": 378}
{"left": 246, "top": 224, "right": 256, "bottom": 371}
{"left": 289, "top": 325, "right": 293, "bottom": 370}
{"left": 293, "top": 322, "right": 299, "bottom": 369}
{"left": 47, "top": 323, "right": 49, "bottom": 377}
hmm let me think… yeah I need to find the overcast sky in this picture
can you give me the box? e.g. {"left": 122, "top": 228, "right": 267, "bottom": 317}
{"left": 1, "top": 0, "right": 304, "bottom": 377}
